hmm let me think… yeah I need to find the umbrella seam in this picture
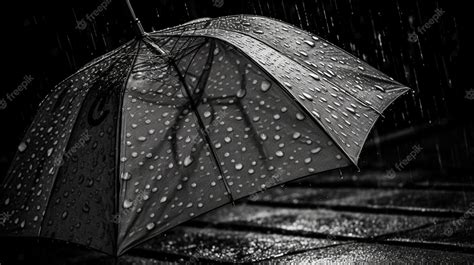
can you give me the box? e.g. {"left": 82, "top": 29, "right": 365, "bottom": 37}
{"left": 115, "top": 39, "right": 142, "bottom": 256}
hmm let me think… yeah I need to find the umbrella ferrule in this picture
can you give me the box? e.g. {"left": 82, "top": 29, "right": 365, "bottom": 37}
{"left": 133, "top": 18, "right": 146, "bottom": 38}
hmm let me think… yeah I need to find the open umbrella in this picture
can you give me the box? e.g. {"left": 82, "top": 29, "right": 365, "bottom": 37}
{"left": 0, "top": 1, "right": 409, "bottom": 256}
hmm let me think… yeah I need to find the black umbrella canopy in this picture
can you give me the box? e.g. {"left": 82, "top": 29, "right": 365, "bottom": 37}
{"left": 0, "top": 13, "right": 409, "bottom": 255}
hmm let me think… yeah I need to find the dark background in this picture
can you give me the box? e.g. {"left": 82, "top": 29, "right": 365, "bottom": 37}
{"left": 1, "top": 0, "right": 473, "bottom": 178}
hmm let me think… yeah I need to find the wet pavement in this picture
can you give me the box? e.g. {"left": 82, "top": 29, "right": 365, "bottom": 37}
{"left": 1, "top": 167, "right": 473, "bottom": 264}
{"left": 268, "top": 243, "right": 474, "bottom": 264}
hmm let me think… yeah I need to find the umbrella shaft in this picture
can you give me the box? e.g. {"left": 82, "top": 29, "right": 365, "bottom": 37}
{"left": 125, "top": 0, "right": 146, "bottom": 37}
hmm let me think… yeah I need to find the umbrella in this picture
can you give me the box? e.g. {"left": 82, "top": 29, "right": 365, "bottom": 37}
{"left": 0, "top": 1, "right": 409, "bottom": 256}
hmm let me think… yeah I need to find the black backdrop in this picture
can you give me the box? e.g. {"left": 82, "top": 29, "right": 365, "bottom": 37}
{"left": 1, "top": 0, "right": 473, "bottom": 177}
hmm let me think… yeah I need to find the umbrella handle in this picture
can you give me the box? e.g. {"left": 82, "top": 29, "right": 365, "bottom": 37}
{"left": 125, "top": 0, "right": 146, "bottom": 37}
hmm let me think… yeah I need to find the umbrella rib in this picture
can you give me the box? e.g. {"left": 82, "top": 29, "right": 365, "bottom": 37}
{"left": 167, "top": 42, "right": 236, "bottom": 203}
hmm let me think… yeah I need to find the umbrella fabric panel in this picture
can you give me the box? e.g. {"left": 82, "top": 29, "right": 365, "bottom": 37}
{"left": 153, "top": 15, "right": 409, "bottom": 163}
{"left": 0, "top": 41, "right": 138, "bottom": 255}
{"left": 39, "top": 42, "right": 139, "bottom": 255}
{"left": 117, "top": 41, "right": 231, "bottom": 254}
{"left": 171, "top": 38, "right": 351, "bottom": 200}
{"left": 208, "top": 15, "right": 406, "bottom": 112}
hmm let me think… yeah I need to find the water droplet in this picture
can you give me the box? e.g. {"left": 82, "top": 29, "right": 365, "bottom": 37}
{"left": 304, "top": 40, "right": 315, "bottom": 47}
{"left": 235, "top": 163, "right": 243, "bottom": 170}
{"left": 183, "top": 156, "right": 193, "bottom": 167}
{"left": 374, "top": 85, "right": 385, "bottom": 92}
{"left": 18, "top": 142, "right": 27, "bottom": 152}
{"left": 237, "top": 89, "right": 246, "bottom": 98}
{"left": 261, "top": 80, "right": 271, "bottom": 92}
{"left": 303, "top": 93, "right": 313, "bottom": 101}
{"left": 121, "top": 172, "right": 131, "bottom": 180}
{"left": 160, "top": 196, "right": 167, "bottom": 203}
{"left": 346, "top": 107, "right": 356, "bottom": 114}
{"left": 123, "top": 200, "right": 133, "bottom": 209}
{"left": 82, "top": 202, "right": 90, "bottom": 213}
{"left": 293, "top": 132, "right": 301, "bottom": 139}
{"left": 296, "top": 113, "right": 305, "bottom": 120}
{"left": 309, "top": 73, "right": 320, "bottom": 81}
{"left": 275, "top": 151, "right": 284, "bottom": 157}
{"left": 146, "top": 223, "right": 155, "bottom": 230}
{"left": 311, "top": 147, "right": 322, "bottom": 154}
